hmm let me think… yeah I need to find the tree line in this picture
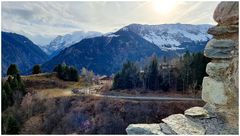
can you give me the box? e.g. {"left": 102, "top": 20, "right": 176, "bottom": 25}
{"left": 2, "top": 64, "right": 26, "bottom": 134}
{"left": 2, "top": 64, "right": 26, "bottom": 111}
{"left": 53, "top": 64, "right": 79, "bottom": 81}
{"left": 113, "top": 51, "right": 210, "bottom": 92}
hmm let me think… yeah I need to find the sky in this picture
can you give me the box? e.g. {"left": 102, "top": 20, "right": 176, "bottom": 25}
{"left": 1, "top": 1, "right": 220, "bottom": 45}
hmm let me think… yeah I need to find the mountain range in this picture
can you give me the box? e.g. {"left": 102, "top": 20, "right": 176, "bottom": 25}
{"left": 41, "top": 23, "right": 212, "bottom": 75}
{"left": 2, "top": 23, "right": 212, "bottom": 76}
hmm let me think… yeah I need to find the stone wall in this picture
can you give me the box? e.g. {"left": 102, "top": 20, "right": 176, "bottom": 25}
{"left": 202, "top": 1, "right": 239, "bottom": 128}
{"left": 126, "top": 2, "right": 239, "bottom": 134}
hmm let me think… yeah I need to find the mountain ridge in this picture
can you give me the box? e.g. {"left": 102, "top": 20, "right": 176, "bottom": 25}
{"left": 2, "top": 31, "right": 49, "bottom": 75}
{"left": 40, "top": 31, "right": 102, "bottom": 58}
{"left": 41, "top": 23, "right": 212, "bottom": 75}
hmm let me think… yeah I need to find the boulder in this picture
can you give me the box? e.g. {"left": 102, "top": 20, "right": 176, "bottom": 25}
{"left": 162, "top": 114, "right": 205, "bottom": 135}
{"left": 213, "top": 2, "right": 239, "bottom": 25}
{"left": 202, "top": 77, "right": 228, "bottom": 105}
{"left": 126, "top": 124, "right": 164, "bottom": 135}
{"left": 206, "top": 62, "right": 229, "bottom": 80}
{"left": 184, "top": 107, "right": 209, "bottom": 118}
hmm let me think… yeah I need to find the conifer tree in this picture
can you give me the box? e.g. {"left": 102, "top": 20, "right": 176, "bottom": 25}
{"left": 7, "top": 64, "right": 19, "bottom": 76}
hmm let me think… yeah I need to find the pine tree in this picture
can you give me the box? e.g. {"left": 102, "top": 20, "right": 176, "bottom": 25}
{"left": 112, "top": 61, "right": 141, "bottom": 89}
{"left": 69, "top": 67, "right": 79, "bottom": 81}
{"left": 145, "top": 55, "right": 159, "bottom": 90}
{"left": 7, "top": 64, "right": 19, "bottom": 76}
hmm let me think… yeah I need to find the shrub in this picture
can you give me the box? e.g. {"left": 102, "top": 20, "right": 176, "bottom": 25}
{"left": 2, "top": 114, "right": 20, "bottom": 134}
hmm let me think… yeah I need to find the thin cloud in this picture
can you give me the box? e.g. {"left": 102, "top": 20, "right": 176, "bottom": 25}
{"left": 1, "top": 1, "right": 220, "bottom": 45}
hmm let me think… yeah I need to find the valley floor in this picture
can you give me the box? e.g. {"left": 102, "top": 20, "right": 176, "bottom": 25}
{"left": 2, "top": 73, "right": 205, "bottom": 134}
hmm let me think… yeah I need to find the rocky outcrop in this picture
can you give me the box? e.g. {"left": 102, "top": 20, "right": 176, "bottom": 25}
{"left": 126, "top": 106, "right": 238, "bottom": 135}
{"left": 126, "top": 2, "right": 239, "bottom": 135}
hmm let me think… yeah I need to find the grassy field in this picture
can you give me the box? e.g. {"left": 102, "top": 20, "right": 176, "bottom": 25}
{"left": 22, "top": 73, "right": 91, "bottom": 98}
{"left": 22, "top": 73, "right": 201, "bottom": 99}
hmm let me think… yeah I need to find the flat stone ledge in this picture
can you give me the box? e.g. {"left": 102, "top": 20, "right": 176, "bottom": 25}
{"left": 208, "top": 25, "right": 238, "bottom": 36}
{"left": 184, "top": 106, "right": 209, "bottom": 118}
{"left": 126, "top": 124, "right": 164, "bottom": 135}
{"left": 204, "top": 39, "right": 236, "bottom": 59}
{"left": 162, "top": 114, "right": 205, "bottom": 135}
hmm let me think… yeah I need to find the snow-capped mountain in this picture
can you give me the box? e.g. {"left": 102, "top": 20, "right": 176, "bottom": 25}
{"left": 41, "top": 31, "right": 102, "bottom": 57}
{"left": 123, "top": 23, "right": 212, "bottom": 51}
{"left": 42, "top": 23, "right": 212, "bottom": 75}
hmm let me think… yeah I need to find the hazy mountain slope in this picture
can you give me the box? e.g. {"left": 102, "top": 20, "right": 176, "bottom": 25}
{"left": 2, "top": 32, "right": 49, "bottom": 75}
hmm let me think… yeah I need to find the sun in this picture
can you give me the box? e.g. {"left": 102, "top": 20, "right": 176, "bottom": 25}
{"left": 152, "top": 0, "right": 177, "bottom": 14}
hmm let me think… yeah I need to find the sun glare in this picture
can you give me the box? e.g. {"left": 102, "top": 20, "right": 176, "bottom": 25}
{"left": 152, "top": 0, "right": 177, "bottom": 14}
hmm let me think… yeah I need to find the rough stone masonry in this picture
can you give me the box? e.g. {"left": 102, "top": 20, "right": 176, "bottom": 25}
{"left": 203, "top": 1, "right": 239, "bottom": 128}
{"left": 126, "top": 2, "right": 239, "bottom": 135}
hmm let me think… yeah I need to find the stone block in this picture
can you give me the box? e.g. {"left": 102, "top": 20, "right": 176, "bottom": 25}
{"left": 204, "top": 39, "right": 235, "bottom": 59}
{"left": 202, "top": 77, "right": 228, "bottom": 105}
{"left": 206, "top": 62, "right": 229, "bottom": 80}
{"left": 214, "top": 2, "right": 239, "bottom": 25}
{"left": 207, "top": 25, "right": 238, "bottom": 36}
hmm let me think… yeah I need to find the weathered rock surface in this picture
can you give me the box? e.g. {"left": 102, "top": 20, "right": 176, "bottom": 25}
{"left": 159, "top": 123, "right": 176, "bottom": 135}
{"left": 162, "top": 114, "right": 205, "bottom": 135}
{"left": 184, "top": 106, "right": 209, "bottom": 118}
{"left": 204, "top": 39, "right": 235, "bottom": 59}
{"left": 126, "top": 124, "right": 164, "bottom": 135}
{"left": 210, "top": 39, "right": 236, "bottom": 48}
{"left": 213, "top": 2, "right": 239, "bottom": 25}
{"left": 208, "top": 25, "right": 238, "bottom": 36}
{"left": 186, "top": 113, "right": 238, "bottom": 134}
{"left": 206, "top": 62, "right": 229, "bottom": 80}
{"left": 203, "top": 103, "right": 218, "bottom": 118}
{"left": 202, "top": 77, "right": 228, "bottom": 105}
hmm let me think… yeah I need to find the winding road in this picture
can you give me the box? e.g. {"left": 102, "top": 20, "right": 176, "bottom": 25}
{"left": 71, "top": 85, "right": 203, "bottom": 101}
{"left": 90, "top": 94, "right": 202, "bottom": 101}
